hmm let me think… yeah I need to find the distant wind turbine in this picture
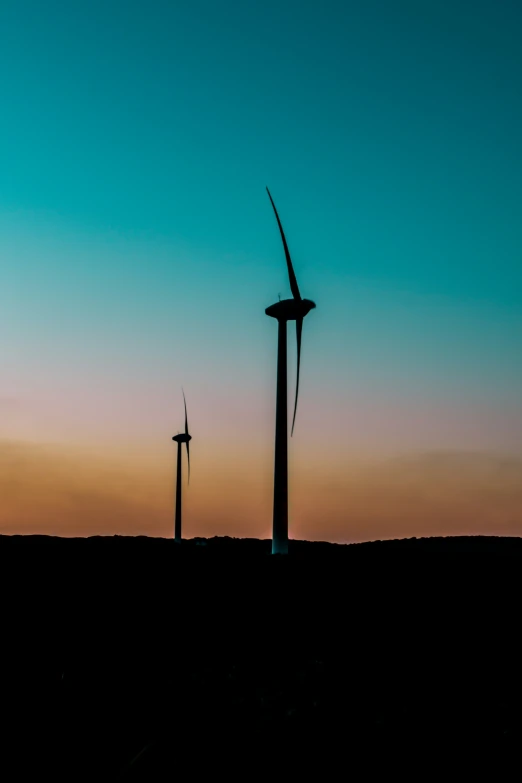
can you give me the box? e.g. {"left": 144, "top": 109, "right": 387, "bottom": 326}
{"left": 265, "top": 187, "right": 316, "bottom": 555}
{"left": 172, "top": 390, "right": 192, "bottom": 542}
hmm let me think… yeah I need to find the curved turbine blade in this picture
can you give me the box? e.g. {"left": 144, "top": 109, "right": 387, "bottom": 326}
{"left": 291, "top": 317, "right": 303, "bottom": 436}
{"left": 182, "top": 388, "right": 189, "bottom": 435}
{"left": 266, "top": 187, "right": 302, "bottom": 301}
{"left": 185, "top": 440, "right": 190, "bottom": 484}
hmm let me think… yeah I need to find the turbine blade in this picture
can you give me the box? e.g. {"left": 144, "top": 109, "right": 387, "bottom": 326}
{"left": 291, "top": 317, "right": 303, "bottom": 436}
{"left": 185, "top": 440, "right": 190, "bottom": 484}
{"left": 182, "top": 388, "right": 189, "bottom": 435}
{"left": 266, "top": 187, "right": 302, "bottom": 301}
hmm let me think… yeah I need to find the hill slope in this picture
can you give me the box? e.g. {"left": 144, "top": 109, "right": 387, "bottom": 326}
{"left": 0, "top": 534, "right": 520, "bottom": 777}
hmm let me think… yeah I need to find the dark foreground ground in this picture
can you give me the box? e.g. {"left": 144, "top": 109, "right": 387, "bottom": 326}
{"left": 1, "top": 533, "right": 522, "bottom": 778}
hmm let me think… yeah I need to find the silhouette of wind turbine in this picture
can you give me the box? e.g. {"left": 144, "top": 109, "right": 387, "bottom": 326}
{"left": 172, "top": 390, "right": 192, "bottom": 542}
{"left": 265, "top": 187, "right": 316, "bottom": 554}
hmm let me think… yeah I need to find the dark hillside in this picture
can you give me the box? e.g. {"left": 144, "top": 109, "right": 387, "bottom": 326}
{"left": 0, "top": 534, "right": 520, "bottom": 777}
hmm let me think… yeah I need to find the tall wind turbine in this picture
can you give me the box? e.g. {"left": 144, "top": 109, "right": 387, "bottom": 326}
{"left": 265, "top": 187, "right": 316, "bottom": 555}
{"left": 172, "top": 390, "right": 192, "bottom": 542}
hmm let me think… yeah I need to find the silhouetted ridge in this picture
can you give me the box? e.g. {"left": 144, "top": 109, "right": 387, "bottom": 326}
{"left": 2, "top": 532, "right": 522, "bottom": 555}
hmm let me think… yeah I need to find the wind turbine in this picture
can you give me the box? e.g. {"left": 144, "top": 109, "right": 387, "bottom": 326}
{"left": 172, "top": 390, "right": 192, "bottom": 542}
{"left": 265, "top": 187, "right": 316, "bottom": 555}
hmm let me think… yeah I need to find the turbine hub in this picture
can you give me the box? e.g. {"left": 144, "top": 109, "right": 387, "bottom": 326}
{"left": 265, "top": 298, "right": 316, "bottom": 321}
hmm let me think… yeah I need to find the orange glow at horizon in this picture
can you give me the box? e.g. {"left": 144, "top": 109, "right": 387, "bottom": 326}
{"left": 1, "top": 439, "right": 521, "bottom": 542}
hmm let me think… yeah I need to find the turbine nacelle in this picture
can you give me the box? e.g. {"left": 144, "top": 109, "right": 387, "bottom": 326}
{"left": 172, "top": 433, "right": 192, "bottom": 443}
{"left": 266, "top": 298, "right": 316, "bottom": 321}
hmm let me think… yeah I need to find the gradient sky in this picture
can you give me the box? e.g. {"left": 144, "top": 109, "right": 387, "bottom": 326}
{"left": 1, "top": 0, "right": 522, "bottom": 541}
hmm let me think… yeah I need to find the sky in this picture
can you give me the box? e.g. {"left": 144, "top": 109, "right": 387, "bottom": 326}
{"left": 1, "top": 0, "right": 522, "bottom": 541}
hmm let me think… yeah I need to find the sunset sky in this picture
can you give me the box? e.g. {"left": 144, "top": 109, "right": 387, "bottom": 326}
{"left": 1, "top": 0, "right": 522, "bottom": 541}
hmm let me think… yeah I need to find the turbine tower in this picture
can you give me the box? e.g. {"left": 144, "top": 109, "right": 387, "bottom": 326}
{"left": 265, "top": 187, "right": 316, "bottom": 555}
{"left": 172, "top": 390, "right": 192, "bottom": 542}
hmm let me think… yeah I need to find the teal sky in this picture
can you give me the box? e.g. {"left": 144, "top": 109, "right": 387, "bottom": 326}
{"left": 1, "top": 0, "right": 522, "bottom": 539}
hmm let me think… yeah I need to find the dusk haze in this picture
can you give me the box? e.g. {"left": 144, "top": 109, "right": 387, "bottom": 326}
{"left": 2, "top": 0, "right": 521, "bottom": 543}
